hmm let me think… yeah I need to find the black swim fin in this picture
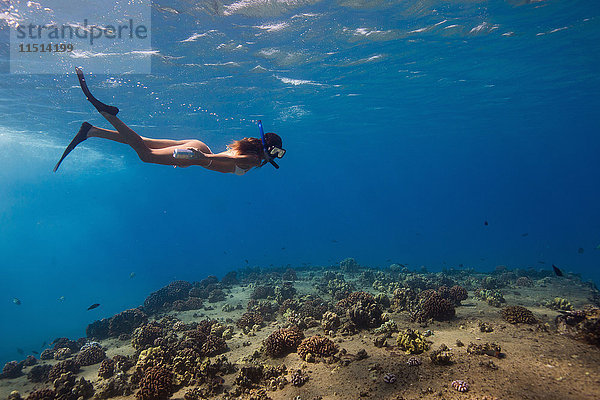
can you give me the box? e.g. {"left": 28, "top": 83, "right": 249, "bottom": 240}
{"left": 75, "top": 67, "right": 119, "bottom": 116}
{"left": 53, "top": 122, "right": 92, "bottom": 172}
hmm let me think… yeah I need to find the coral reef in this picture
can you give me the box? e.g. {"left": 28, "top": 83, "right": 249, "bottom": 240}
{"left": 75, "top": 345, "right": 106, "bottom": 366}
{"left": 94, "top": 372, "right": 134, "bottom": 399}
{"left": 297, "top": 335, "right": 338, "bottom": 361}
{"left": 396, "top": 329, "right": 431, "bottom": 354}
{"left": 545, "top": 297, "right": 573, "bottom": 311}
{"left": 40, "top": 349, "right": 54, "bottom": 360}
{"left": 336, "top": 291, "right": 383, "bottom": 328}
{"left": 53, "top": 372, "right": 94, "bottom": 400}
{"left": 54, "top": 348, "right": 72, "bottom": 360}
{"left": 1, "top": 361, "right": 23, "bottom": 379}
{"left": 27, "top": 364, "right": 52, "bottom": 383}
{"left": 26, "top": 389, "right": 55, "bottom": 400}
{"left": 172, "top": 297, "right": 204, "bottom": 311}
{"left": 321, "top": 311, "right": 340, "bottom": 332}
{"left": 479, "top": 321, "right": 494, "bottom": 332}
{"left": 98, "top": 359, "right": 115, "bottom": 379}
{"left": 390, "top": 288, "right": 419, "bottom": 312}
{"left": 263, "top": 327, "right": 304, "bottom": 357}
{"left": 48, "top": 359, "right": 80, "bottom": 382}
{"left": 109, "top": 308, "right": 148, "bottom": 336}
{"left": 132, "top": 323, "right": 165, "bottom": 350}
{"left": 475, "top": 289, "right": 506, "bottom": 307}
{"left": 237, "top": 312, "right": 264, "bottom": 331}
{"left": 556, "top": 307, "right": 600, "bottom": 347}
{"left": 373, "top": 320, "right": 398, "bottom": 335}
{"left": 251, "top": 285, "right": 275, "bottom": 300}
{"left": 502, "top": 306, "right": 537, "bottom": 324}
{"left": 143, "top": 280, "right": 193, "bottom": 314}
{"left": 136, "top": 366, "right": 173, "bottom": 400}
{"left": 467, "top": 342, "right": 502, "bottom": 357}
{"left": 290, "top": 369, "right": 308, "bottom": 387}
{"left": 274, "top": 282, "right": 296, "bottom": 304}
{"left": 429, "top": 343, "right": 453, "bottom": 365}
{"left": 412, "top": 291, "right": 455, "bottom": 322}
{"left": 515, "top": 276, "right": 533, "bottom": 287}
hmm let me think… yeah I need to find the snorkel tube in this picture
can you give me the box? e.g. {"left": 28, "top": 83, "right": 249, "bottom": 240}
{"left": 258, "top": 120, "right": 279, "bottom": 169}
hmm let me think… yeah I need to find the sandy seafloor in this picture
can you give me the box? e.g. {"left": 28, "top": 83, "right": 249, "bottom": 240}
{"left": 2, "top": 263, "right": 600, "bottom": 400}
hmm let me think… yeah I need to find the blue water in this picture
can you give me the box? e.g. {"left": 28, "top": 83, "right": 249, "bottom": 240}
{"left": 1, "top": 0, "right": 599, "bottom": 366}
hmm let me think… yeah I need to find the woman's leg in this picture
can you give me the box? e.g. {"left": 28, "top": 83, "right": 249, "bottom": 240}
{"left": 88, "top": 125, "right": 190, "bottom": 149}
{"left": 98, "top": 112, "right": 212, "bottom": 165}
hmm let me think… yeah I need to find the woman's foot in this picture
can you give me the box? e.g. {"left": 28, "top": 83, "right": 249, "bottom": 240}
{"left": 75, "top": 67, "right": 119, "bottom": 116}
{"left": 53, "top": 122, "right": 93, "bottom": 172}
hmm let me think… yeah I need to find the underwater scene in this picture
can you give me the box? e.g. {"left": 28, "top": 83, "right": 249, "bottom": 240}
{"left": 1, "top": 0, "right": 600, "bottom": 399}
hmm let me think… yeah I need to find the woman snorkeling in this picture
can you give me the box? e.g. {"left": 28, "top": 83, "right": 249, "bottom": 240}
{"left": 53, "top": 68, "right": 285, "bottom": 174}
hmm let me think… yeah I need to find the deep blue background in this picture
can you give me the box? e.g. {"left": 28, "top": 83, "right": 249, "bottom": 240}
{"left": 0, "top": 0, "right": 599, "bottom": 366}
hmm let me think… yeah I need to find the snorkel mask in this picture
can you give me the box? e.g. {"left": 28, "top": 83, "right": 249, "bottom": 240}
{"left": 258, "top": 120, "right": 286, "bottom": 169}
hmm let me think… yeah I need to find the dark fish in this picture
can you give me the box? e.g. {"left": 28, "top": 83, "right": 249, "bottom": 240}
{"left": 32, "top": 350, "right": 39, "bottom": 355}
{"left": 245, "top": 259, "right": 249, "bottom": 264}
{"left": 41, "top": 341, "right": 47, "bottom": 348}
{"left": 87, "top": 303, "right": 100, "bottom": 310}
{"left": 331, "top": 239, "right": 338, "bottom": 243}
{"left": 538, "top": 261, "right": 546, "bottom": 264}
{"left": 578, "top": 247, "right": 584, "bottom": 254}
{"left": 17, "top": 348, "right": 24, "bottom": 355}
{"left": 459, "top": 264, "right": 464, "bottom": 268}
{"left": 484, "top": 221, "right": 488, "bottom": 226}
{"left": 521, "top": 233, "right": 529, "bottom": 237}
{"left": 552, "top": 265, "right": 563, "bottom": 277}
{"left": 386, "top": 259, "right": 392, "bottom": 262}
{"left": 12, "top": 298, "right": 21, "bottom": 305}
{"left": 281, "top": 247, "right": 286, "bottom": 250}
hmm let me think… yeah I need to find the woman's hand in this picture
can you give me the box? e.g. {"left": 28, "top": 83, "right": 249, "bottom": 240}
{"left": 186, "top": 147, "right": 212, "bottom": 167}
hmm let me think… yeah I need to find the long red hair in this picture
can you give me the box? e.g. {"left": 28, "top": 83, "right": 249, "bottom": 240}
{"left": 228, "top": 132, "right": 282, "bottom": 157}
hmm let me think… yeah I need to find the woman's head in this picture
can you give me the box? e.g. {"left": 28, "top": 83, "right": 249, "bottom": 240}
{"left": 228, "top": 132, "right": 283, "bottom": 159}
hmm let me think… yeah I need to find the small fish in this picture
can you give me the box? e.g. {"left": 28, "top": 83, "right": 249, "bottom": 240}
{"left": 331, "top": 239, "right": 338, "bottom": 243}
{"left": 17, "top": 348, "right": 24, "bottom": 355}
{"left": 58, "top": 296, "right": 65, "bottom": 302}
{"left": 552, "top": 264, "right": 563, "bottom": 277}
{"left": 484, "top": 221, "right": 489, "bottom": 226}
{"left": 596, "top": 244, "right": 600, "bottom": 250}
{"left": 41, "top": 341, "right": 47, "bottom": 348}
{"left": 538, "top": 261, "right": 546, "bottom": 264}
{"left": 521, "top": 233, "right": 529, "bottom": 237}
{"left": 87, "top": 303, "right": 101, "bottom": 310}
{"left": 577, "top": 247, "right": 584, "bottom": 254}
{"left": 281, "top": 247, "right": 286, "bottom": 250}
{"left": 245, "top": 259, "right": 249, "bottom": 264}
{"left": 12, "top": 298, "right": 21, "bottom": 305}
{"left": 31, "top": 350, "right": 39, "bottom": 355}
{"left": 129, "top": 272, "right": 136, "bottom": 279}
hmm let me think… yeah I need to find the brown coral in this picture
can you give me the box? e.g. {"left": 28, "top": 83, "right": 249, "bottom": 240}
{"left": 413, "top": 291, "right": 455, "bottom": 322}
{"left": 263, "top": 327, "right": 304, "bottom": 357}
{"left": 136, "top": 366, "right": 173, "bottom": 400}
{"left": 98, "top": 359, "right": 115, "bottom": 379}
{"left": 143, "top": 280, "right": 192, "bottom": 313}
{"left": 132, "top": 323, "right": 164, "bottom": 350}
{"left": 48, "top": 359, "right": 80, "bottom": 382}
{"left": 26, "top": 389, "right": 55, "bottom": 400}
{"left": 75, "top": 346, "right": 106, "bottom": 366}
{"left": 236, "top": 312, "right": 264, "bottom": 330}
{"left": 297, "top": 335, "right": 338, "bottom": 360}
{"left": 502, "top": 306, "right": 537, "bottom": 324}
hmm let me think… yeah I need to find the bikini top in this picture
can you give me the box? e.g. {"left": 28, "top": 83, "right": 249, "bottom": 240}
{"left": 233, "top": 164, "right": 250, "bottom": 176}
